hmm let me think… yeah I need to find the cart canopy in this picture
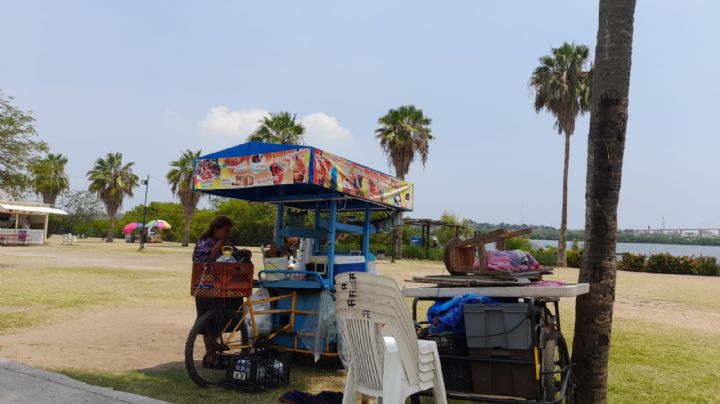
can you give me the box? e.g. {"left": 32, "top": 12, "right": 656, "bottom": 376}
{"left": 194, "top": 142, "right": 413, "bottom": 212}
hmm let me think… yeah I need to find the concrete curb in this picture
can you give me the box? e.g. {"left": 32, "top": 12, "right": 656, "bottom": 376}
{"left": 0, "top": 358, "right": 169, "bottom": 404}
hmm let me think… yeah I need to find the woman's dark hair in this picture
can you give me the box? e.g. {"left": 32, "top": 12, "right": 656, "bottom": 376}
{"left": 200, "top": 215, "right": 233, "bottom": 240}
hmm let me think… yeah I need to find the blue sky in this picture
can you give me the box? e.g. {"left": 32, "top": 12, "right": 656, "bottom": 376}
{"left": 3, "top": 1, "right": 719, "bottom": 229}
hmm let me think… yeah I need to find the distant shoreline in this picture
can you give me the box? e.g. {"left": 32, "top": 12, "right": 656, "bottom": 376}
{"left": 529, "top": 236, "right": 720, "bottom": 247}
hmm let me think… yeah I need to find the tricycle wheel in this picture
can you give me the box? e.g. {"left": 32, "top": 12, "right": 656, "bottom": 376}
{"left": 185, "top": 308, "right": 249, "bottom": 388}
{"left": 542, "top": 330, "right": 572, "bottom": 403}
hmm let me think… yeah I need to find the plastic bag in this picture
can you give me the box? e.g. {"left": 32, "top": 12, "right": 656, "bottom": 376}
{"left": 245, "top": 288, "right": 272, "bottom": 338}
{"left": 299, "top": 290, "right": 336, "bottom": 362}
{"left": 427, "top": 294, "right": 498, "bottom": 335}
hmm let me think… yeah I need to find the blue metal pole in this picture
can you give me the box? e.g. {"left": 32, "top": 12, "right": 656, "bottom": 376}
{"left": 314, "top": 205, "right": 321, "bottom": 255}
{"left": 275, "top": 203, "right": 284, "bottom": 249}
{"left": 327, "top": 200, "right": 337, "bottom": 286}
{"left": 363, "top": 204, "right": 371, "bottom": 272}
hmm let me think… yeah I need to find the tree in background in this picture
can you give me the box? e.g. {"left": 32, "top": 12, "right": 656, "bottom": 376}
{"left": 30, "top": 153, "right": 69, "bottom": 205}
{"left": 530, "top": 42, "right": 592, "bottom": 267}
{"left": 435, "top": 211, "right": 473, "bottom": 246}
{"left": 247, "top": 112, "right": 305, "bottom": 144}
{"left": 572, "top": 0, "right": 636, "bottom": 402}
{"left": 48, "top": 189, "right": 105, "bottom": 236}
{"left": 375, "top": 105, "right": 434, "bottom": 260}
{"left": 167, "top": 149, "right": 202, "bottom": 246}
{"left": 0, "top": 91, "right": 48, "bottom": 197}
{"left": 87, "top": 153, "right": 139, "bottom": 242}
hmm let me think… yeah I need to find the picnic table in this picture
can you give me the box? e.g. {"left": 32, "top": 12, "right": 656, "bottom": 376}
{"left": 0, "top": 234, "right": 31, "bottom": 246}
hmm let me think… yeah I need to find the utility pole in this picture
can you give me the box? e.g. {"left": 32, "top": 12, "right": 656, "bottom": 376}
{"left": 139, "top": 175, "right": 149, "bottom": 250}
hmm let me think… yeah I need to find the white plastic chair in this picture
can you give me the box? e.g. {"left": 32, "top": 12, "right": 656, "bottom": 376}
{"left": 335, "top": 273, "right": 447, "bottom": 404}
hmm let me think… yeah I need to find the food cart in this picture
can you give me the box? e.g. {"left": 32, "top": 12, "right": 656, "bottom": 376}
{"left": 185, "top": 142, "right": 412, "bottom": 388}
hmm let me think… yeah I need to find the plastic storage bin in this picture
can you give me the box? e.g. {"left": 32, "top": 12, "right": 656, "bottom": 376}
{"left": 463, "top": 303, "right": 531, "bottom": 350}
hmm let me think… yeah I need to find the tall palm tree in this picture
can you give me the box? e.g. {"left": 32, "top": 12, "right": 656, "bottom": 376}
{"left": 30, "top": 153, "right": 69, "bottom": 205}
{"left": 572, "top": 1, "right": 636, "bottom": 402}
{"left": 87, "top": 152, "right": 139, "bottom": 242}
{"left": 167, "top": 149, "right": 202, "bottom": 247}
{"left": 375, "top": 105, "right": 433, "bottom": 260}
{"left": 247, "top": 112, "right": 305, "bottom": 144}
{"left": 247, "top": 112, "right": 305, "bottom": 250}
{"left": 530, "top": 42, "right": 592, "bottom": 267}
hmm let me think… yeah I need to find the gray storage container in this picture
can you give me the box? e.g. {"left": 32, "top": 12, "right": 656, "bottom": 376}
{"left": 463, "top": 303, "right": 531, "bottom": 350}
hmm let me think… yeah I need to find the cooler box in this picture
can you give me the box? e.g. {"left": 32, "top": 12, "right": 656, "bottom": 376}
{"left": 307, "top": 255, "right": 366, "bottom": 276}
{"left": 463, "top": 303, "right": 532, "bottom": 350}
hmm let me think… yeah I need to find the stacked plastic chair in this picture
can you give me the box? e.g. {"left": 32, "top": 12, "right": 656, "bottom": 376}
{"left": 335, "top": 272, "right": 448, "bottom": 404}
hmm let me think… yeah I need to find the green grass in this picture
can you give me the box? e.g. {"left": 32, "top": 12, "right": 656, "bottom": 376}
{"left": 0, "top": 266, "right": 187, "bottom": 334}
{"left": 607, "top": 319, "right": 720, "bottom": 403}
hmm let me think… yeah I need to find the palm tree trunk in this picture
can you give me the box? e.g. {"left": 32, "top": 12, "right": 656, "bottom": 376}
{"left": 182, "top": 207, "right": 195, "bottom": 247}
{"left": 107, "top": 210, "right": 117, "bottom": 242}
{"left": 572, "top": 1, "right": 636, "bottom": 402}
{"left": 393, "top": 213, "right": 404, "bottom": 260}
{"left": 556, "top": 133, "right": 571, "bottom": 267}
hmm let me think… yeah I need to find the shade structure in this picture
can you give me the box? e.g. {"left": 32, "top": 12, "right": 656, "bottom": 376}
{"left": 146, "top": 219, "right": 171, "bottom": 230}
{"left": 122, "top": 222, "right": 144, "bottom": 234}
{"left": 193, "top": 142, "right": 414, "bottom": 212}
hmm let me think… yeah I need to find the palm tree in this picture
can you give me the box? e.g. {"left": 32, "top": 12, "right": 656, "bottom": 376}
{"left": 375, "top": 105, "right": 433, "bottom": 260}
{"left": 530, "top": 42, "right": 592, "bottom": 267}
{"left": 572, "top": 1, "right": 636, "bottom": 402}
{"left": 30, "top": 153, "right": 69, "bottom": 205}
{"left": 247, "top": 112, "right": 305, "bottom": 144}
{"left": 87, "top": 152, "right": 139, "bottom": 242}
{"left": 167, "top": 149, "right": 202, "bottom": 247}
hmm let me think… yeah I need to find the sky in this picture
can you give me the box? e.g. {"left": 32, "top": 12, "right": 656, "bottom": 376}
{"left": 2, "top": 1, "right": 720, "bottom": 230}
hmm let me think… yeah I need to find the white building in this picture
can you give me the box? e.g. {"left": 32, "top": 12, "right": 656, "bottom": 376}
{"left": 0, "top": 201, "right": 68, "bottom": 245}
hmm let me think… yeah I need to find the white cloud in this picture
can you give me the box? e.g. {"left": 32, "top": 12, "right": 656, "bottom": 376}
{"left": 198, "top": 106, "right": 269, "bottom": 136}
{"left": 301, "top": 112, "right": 352, "bottom": 145}
{"left": 198, "top": 107, "right": 353, "bottom": 148}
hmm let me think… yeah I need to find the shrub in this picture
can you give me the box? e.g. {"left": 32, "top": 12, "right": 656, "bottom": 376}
{"left": 504, "top": 237, "right": 534, "bottom": 251}
{"left": 566, "top": 249, "right": 583, "bottom": 268}
{"left": 618, "top": 253, "right": 646, "bottom": 272}
{"left": 530, "top": 246, "right": 557, "bottom": 267}
{"left": 619, "top": 252, "right": 719, "bottom": 277}
{"left": 402, "top": 245, "right": 444, "bottom": 261}
{"left": 691, "top": 256, "right": 719, "bottom": 276}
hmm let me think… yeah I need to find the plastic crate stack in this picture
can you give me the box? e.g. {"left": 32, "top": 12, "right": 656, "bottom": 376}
{"left": 420, "top": 301, "right": 538, "bottom": 399}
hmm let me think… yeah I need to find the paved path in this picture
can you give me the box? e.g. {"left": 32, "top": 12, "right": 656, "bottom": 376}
{"left": 0, "top": 358, "right": 168, "bottom": 404}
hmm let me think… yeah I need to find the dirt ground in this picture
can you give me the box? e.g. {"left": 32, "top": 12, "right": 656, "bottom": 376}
{"left": 1, "top": 237, "right": 718, "bottom": 372}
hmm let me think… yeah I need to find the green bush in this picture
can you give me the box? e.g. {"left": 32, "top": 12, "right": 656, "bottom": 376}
{"left": 618, "top": 253, "right": 646, "bottom": 272}
{"left": 504, "top": 237, "right": 533, "bottom": 251}
{"left": 566, "top": 249, "right": 583, "bottom": 268}
{"left": 401, "top": 245, "right": 444, "bottom": 261}
{"left": 529, "top": 246, "right": 557, "bottom": 267}
{"left": 618, "top": 252, "right": 719, "bottom": 276}
{"left": 690, "top": 256, "right": 719, "bottom": 276}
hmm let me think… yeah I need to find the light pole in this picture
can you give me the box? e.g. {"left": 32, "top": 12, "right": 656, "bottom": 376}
{"left": 139, "top": 175, "right": 149, "bottom": 250}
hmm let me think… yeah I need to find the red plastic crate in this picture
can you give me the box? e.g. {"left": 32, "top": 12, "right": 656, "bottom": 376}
{"left": 191, "top": 262, "right": 254, "bottom": 298}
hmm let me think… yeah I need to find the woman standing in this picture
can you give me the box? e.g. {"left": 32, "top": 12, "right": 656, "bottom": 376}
{"left": 192, "top": 215, "right": 251, "bottom": 367}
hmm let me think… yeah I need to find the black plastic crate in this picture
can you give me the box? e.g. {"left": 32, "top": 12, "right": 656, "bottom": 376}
{"left": 432, "top": 335, "right": 468, "bottom": 357}
{"left": 417, "top": 329, "right": 468, "bottom": 357}
{"left": 223, "top": 351, "right": 291, "bottom": 392}
{"left": 440, "top": 357, "right": 473, "bottom": 393}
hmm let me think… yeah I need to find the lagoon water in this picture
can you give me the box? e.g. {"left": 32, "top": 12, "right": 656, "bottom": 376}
{"left": 530, "top": 239, "right": 720, "bottom": 260}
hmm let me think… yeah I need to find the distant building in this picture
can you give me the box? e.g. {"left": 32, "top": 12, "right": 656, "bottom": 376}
{"left": 0, "top": 201, "right": 68, "bottom": 245}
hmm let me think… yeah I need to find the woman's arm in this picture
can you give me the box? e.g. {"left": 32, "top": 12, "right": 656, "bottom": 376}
{"left": 208, "top": 239, "right": 225, "bottom": 261}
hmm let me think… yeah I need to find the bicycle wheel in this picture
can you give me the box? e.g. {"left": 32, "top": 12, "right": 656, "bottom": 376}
{"left": 542, "top": 330, "right": 572, "bottom": 403}
{"left": 185, "top": 308, "right": 249, "bottom": 388}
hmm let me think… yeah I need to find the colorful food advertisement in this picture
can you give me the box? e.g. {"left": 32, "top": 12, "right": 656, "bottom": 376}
{"left": 313, "top": 149, "right": 413, "bottom": 210}
{"left": 194, "top": 148, "right": 311, "bottom": 190}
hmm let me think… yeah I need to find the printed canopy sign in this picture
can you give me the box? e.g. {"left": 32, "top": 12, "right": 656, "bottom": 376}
{"left": 194, "top": 148, "right": 311, "bottom": 190}
{"left": 193, "top": 143, "right": 413, "bottom": 211}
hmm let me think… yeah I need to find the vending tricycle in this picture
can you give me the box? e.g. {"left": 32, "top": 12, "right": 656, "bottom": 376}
{"left": 184, "top": 142, "right": 413, "bottom": 388}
